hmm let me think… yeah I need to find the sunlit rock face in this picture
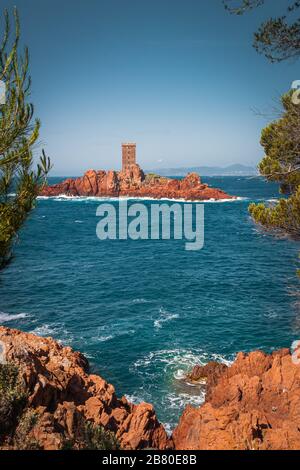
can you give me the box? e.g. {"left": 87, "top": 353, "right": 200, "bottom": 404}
{"left": 41, "top": 166, "right": 235, "bottom": 201}
{"left": 1, "top": 326, "right": 299, "bottom": 450}
{"left": 173, "top": 348, "right": 300, "bottom": 450}
{"left": 0, "top": 326, "right": 172, "bottom": 450}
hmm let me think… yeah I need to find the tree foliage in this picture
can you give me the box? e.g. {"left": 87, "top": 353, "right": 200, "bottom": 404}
{"left": 0, "top": 8, "right": 51, "bottom": 268}
{"left": 249, "top": 92, "right": 300, "bottom": 245}
{"left": 223, "top": 0, "right": 300, "bottom": 62}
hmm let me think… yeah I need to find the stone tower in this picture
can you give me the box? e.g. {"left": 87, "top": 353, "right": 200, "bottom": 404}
{"left": 122, "top": 143, "right": 136, "bottom": 172}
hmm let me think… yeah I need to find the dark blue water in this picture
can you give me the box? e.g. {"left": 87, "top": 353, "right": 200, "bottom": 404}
{"left": 1, "top": 176, "right": 299, "bottom": 431}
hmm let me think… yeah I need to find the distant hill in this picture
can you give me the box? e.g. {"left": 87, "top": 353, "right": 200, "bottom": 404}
{"left": 148, "top": 164, "right": 257, "bottom": 177}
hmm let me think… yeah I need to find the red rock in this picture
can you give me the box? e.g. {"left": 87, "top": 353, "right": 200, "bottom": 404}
{"left": 41, "top": 165, "right": 235, "bottom": 201}
{"left": 185, "top": 361, "right": 228, "bottom": 400}
{"left": 1, "top": 326, "right": 298, "bottom": 450}
{"left": 173, "top": 348, "right": 300, "bottom": 450}
{"left": 0, "top": 326, "right": 172, "bottom": 450}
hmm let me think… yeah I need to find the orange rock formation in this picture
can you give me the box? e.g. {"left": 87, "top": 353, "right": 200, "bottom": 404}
{"left": 1, "top": 327, "right": 299, "bottom": 450}
{"left": 41, "top": 166, "right": 235, "bottom": 201}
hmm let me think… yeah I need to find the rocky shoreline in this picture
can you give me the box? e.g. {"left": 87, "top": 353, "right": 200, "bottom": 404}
{"left": 0, "top": 326, "right": 299, "bottom": 450}
{"left": 41, "top": 166, "right": 235, "bottom": 201}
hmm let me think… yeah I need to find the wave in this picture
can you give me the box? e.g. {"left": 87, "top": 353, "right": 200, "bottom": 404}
{"left": 130, "top": 347, "right": 234, "bottom": 432}
{"left": 132, "top": 298, "right": 150, "bottom": 304}
{"left": 81, "top": 351, "right": 95, "bottom": 360}
{"left": 165, "top": 390, "right": 205, "bottom": 410}
{"left": 154, "top": 307, "right": 179, "bottom": 329}
{"left": 30, "top": 324, "right": 60, "bottom": 337}
{"left": 29, "top": 323, "right": 75, "bottom": 345}
{"left": 132, "top": 348, "right": 233, "bottom": 377}
{"left": 37, "top": 194, "right": 122, "bottom": 202}
{"left": 132, "top": 348, "right": 205, "bottom": 373}
{"left": 37, "top": 194, "right": 247, "bottom": 204}
{"left": 89, "top": 324, "right": 136, "bottom": 344}
{"left": 96, "top": 335, "right": 114, "bottom": 343}
{"left": 0, "top": 311, "right": 29, "bottom": 323}
{"left": 124, "top": 394, "right": 144, "bottom": 405}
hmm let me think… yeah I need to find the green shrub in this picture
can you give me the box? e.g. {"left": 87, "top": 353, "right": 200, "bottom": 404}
{"left": 81, "top": 421, "right": 120, "bottom": 450}
{"left": 13, "top": 409, "right": 41, "bottom": 450}
{"left": 0, "top": 363, "right": 27, "bottom": 438}
{"left": 62, "top": 421, "right": 120, "bottom": 450}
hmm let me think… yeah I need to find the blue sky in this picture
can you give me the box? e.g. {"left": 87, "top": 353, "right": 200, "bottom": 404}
{"left": 1, "top": 0, "right": 298, "bottom": 175}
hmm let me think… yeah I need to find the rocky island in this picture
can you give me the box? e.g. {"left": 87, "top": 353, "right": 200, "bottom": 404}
{"left": 1, "top": 326, "right": 299, "bottom": 451}
{"left": 41, "top": 143, "right": 235, "bottom": 201}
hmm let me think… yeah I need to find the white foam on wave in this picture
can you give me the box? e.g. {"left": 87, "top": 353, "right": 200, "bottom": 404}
{"left": 128, "top": 348, "right": 236, "bottom": 432}
{"left": 163, "top": 423, "right": 174, "bottom": 437}
{"left": 130, "top": 347, "right": 234, "bottom": 432}
{"left": 154, "top": 314, "right": 179, "bottom": 329}
{"left": 124, "top": 394, "right": 144, "bottom": 405}
{"left": 89, "top": 324, "right": 136, "bottom": 344}
{"left": 173, "top": 369, "right": 187, "bottom": 380}
{"left": 166, "top": 390, "right": 205, "bottom": 410}
{"left": 210, "top": 353, "right": 233, "bottom": 366}
{"left": 132, "top": 298, "right": 149, "bottom": 304}
{"left": 29, "top": 323, "right": 75, "bottom": 345}
{"left": 132, "top": 348, "right": 233, "bottom": 381}
{"left": 97, "top": 334, "right": 114, "bottom": 343}
{"left": 204, "top": 196, "right": 248, "bottom": 203}
{"left": 0, "top": 311, "right": 28, "bottom": 323}
{"left": 82, "top": 352, "right": 95, "bottom": 359}
{"left": 132, "top": 348, "right": 207, "bottom": 374}
{"left": 154, "top": 307, "right": 179, "bottom": 329}
{"left": 264, "top": 310, "right": 278, "bottom": 319}
{"left": 37, "top": 194, "right": 247, "bottom": 204}
{"left": 30, "top": 324, "right": 59, "bottom": 337}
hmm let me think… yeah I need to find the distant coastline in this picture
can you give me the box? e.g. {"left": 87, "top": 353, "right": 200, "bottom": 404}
{"left": 148, "top": 164, "right": 258, "bottom": 177}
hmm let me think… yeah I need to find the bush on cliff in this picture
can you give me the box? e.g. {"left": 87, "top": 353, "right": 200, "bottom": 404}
{"left": 62, "top": 420, "right": 120, "bottom": 451}
{"left": 0, "top": 362, "right": 27, "bottom": 438}
{"left": 80, "top": 421, "right": 120, "bottom": 450}
{"left": 0, "top": 363, "right": 42, "bottom": 449}
{"left": 13, "top": 409, "right": 41, "bottom": 450}
{"left": 0, "top": 361, "right": 119, "bottom": 450}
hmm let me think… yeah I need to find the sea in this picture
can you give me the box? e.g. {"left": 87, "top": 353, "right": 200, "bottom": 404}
{"left": 0, "top": 176, "right": 299, "bottom": 433}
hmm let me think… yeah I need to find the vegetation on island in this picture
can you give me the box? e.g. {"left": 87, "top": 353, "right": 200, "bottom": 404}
{"left": 0, "top": 8, "right": 51, "bottom": 269}
{"left": 223, "top": 0, "right": 300, "bottom": 62}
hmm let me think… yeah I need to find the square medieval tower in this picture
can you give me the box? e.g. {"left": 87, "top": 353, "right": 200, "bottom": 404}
{"left": 122, "top": 143, "right": 136, "bottom": 172}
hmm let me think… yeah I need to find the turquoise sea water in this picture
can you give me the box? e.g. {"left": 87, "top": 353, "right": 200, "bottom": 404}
{"left": 0, "top": 176, "right": 299, "bottom": 431}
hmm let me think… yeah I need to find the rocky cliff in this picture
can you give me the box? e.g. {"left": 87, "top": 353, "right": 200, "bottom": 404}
{"left": 0, "top": 326, "right": 299, "bottom": 450}
{"left": 174, "top": 349, "right": 300, "bottom": 450}
{"left": 0, "top": 326, "right": 171, "bottom": 450}
{"left": 41, "top": 166, "right": 235, "bottom": 201}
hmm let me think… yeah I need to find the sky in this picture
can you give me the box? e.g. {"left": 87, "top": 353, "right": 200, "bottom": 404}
{"left": 1, "top": 0, "right": 299, "bottom": 175}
